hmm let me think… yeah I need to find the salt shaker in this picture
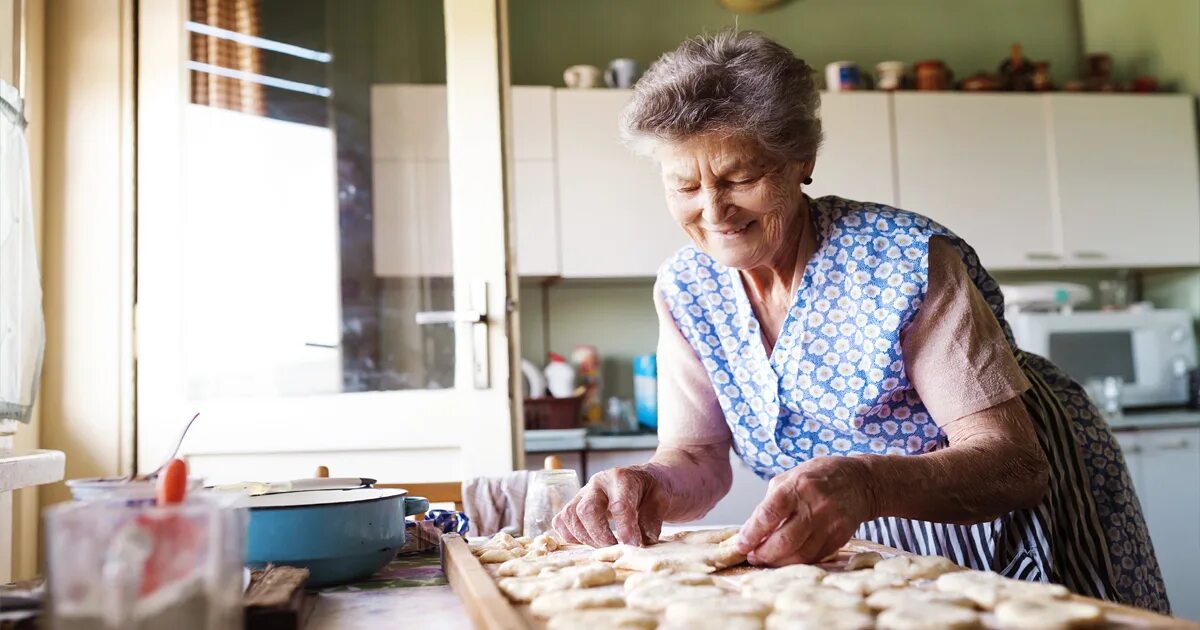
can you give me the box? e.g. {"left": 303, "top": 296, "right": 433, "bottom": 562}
{"left": 523, "top": 468, "right": 581, "bottom": 538}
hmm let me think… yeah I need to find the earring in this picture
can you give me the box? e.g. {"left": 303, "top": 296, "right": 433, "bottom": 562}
{"left": 803, "top": 176, "right": 813, "bottom": 185}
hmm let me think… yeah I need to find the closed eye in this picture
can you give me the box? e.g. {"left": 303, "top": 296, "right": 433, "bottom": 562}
{"left": 675, "top": 184, "right": 700, "bottom": 193}
{"left": 731, "top": 176, "right": 761, "bottom": 186}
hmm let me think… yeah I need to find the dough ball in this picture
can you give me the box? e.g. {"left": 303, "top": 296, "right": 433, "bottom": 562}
{"left": 530, "top": 585, "right": 626, "bottom": 618}
{"left": 528, "top": 533, "right": 561, "bottom": 557}
{"left": 496, "top": 555, "right": 576, "bottom": 577}
{"left": 994, "top": 598, "right": 1103, "bottom": 629}
{"left": 866, "top": 586, "right": 976, "bottom": 610}
{"left": 591, "top": 544, "right": 631, "bottom": 563}
{"left": 765, "top": 608, "right": 875, "bottom": 630}
{"left": 845, "top": 551, "right": 883, "bottom": 571}
{"left": 479, "top": 549, "right": 518, "bottom": 564}
{"left": 874, "top": 555, "right": 962, "bottom": 580}
{"left": 625, "top": 582, "right": 728, "bottom": 613}
{"left": 547, "top": 608, "right": 657, "bottom": 630}
{"left": 877, "top": 601, "right": 982, "bottom": 630}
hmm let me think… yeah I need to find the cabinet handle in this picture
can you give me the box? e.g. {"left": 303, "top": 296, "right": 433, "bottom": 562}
{"left": 1074, "top": 251, "right": 1107, "bottom": 260}
{"left": 1152, "top": 439, "right": 1191, "bottom": 451}
{"left": 1025, "top": 252, "right": 1061, "bottom": 261}
{"left": 1124, "top": 444, "right": 1143, "bottom": 454}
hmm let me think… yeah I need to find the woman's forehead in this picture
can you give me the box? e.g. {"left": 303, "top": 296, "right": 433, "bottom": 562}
{"left": 657, "top": 135, "right": 771, "bottom": 175}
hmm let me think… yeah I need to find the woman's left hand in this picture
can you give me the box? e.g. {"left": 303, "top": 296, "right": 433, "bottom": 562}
{"left": 736, "top": 455, "right": 879, "bottom": 566}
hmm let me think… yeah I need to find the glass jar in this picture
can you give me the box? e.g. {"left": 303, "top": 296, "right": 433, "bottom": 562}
{"left": 523, "top": 469, "right": 581, "bottom": 538}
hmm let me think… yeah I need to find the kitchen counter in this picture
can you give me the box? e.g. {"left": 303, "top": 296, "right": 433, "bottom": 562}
{"left": 524, "top": 428, "right": 658, "bottom": 453}
{"left": 1108, "top": 409, "right": 1200, "bottom": 432}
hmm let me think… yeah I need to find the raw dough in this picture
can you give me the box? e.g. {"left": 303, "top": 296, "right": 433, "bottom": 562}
{"left": 866, "top": 586, "right": 976, "bottom": 610}
{"left": 772, "top": 584, "right": 868, "bottom": 613}
{"left": 497, "top": 563, "right": 616, "bottom": 602}
{"left": 935, "top": 570, "right": 1069, "bottom": 609}
{"left": 606, "top": 541, "right": 746, "bottom": 573}
{"left": 845, "top": 551, "right": 883, "bottom": 570}
{"left": 529, "top": 585, "right": 626, "bottom": 618}
{"left": 496, "top": 555, "right": 577, "bottom": 577}
{"left": 738, "top": 564, "right": 829, "bottom": 603}
{"left": 765, "top": 608, "right": 875, "bottom": 630}
{"left": 623, "top": 570, "right": 713, "bottom": 594}
{"left": 994, "top": 598, "right": 1103, "bottom": 629}
{"left": 479, "top": 548, "right": 521, "bottom": 564}
{"left": 515, "top": 536, "right": 533, "bottom": 545}
{"left": 665, "top": 527, "right": 741, "bottom": 545}
{"left": 547, "top": 608, "right": 657, "bottom": 630}
{"left": 663, "top": 595, "right": 771, "bottom": 621}
{"left": 625, "top": 581, "right": 728, "bottom": 612}
{"left": 822, "top": 568, "right": 908, "bottom": 595}
{"left": 528, "top": 533, "right": 561, "bottom": 557}
{"left": 876, "top": 601, "right": 982, "bottom": 629}
{"left": 874, "top": 555, "right": 962, "bottom": 580}
{"left": 591, "top": 544, "right": 630, "bottom": 563}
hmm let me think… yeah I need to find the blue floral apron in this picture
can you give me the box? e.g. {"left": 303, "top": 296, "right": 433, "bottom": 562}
{"left": 658, "top": 195, "right": 1168, "bottom": 613}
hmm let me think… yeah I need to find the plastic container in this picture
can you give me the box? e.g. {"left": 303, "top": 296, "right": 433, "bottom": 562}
{"left": 632, "top": 354, "right": 658, "bottom": 429}
{"left": 522, "top": 469, "right": 581, "bottom": 538}
{"left": 543, "top": 353, "right": 575, "bottom": 398}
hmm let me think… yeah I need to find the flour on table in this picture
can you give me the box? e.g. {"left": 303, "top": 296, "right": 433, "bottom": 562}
{"left": 546, "top": 608, "right": 658, "bottom": 630}
{"left": 766, "top": 608, "right": 875, "bottom": 630}
{"left": 876, "top": 601, "right": 982, "bottom": 629}
{"left": 873, "top": 555, "right": 962, "bottom": 580}
{"left": 529, "top": 585, "right": 626, "bottom": 618}
{"left": 993, "top": 598, "right": 1103, "bottom": 629}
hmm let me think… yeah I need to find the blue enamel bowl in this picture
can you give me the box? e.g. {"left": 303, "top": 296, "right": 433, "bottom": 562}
{"left": 242, "top": 488, "right": 429, "bottom": 588}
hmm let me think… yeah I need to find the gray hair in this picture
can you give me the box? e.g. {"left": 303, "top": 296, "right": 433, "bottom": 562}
{"left": 621, "top": 30, "right": 822, "bottom": 163}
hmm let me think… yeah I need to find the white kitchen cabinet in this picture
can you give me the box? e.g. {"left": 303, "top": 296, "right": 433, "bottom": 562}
{"left": 371, "top": 85, "right": 560, "bottom": 276}
{"left": 583, "top": 447, "right": 767, "bottom": 527}
{"left": 1115, "top": 428, "right": 1200, "bottom": 621}
{"left": 555, "top": 89, "right": 686, "bottom": 277}
{"left": 807, "top": 92, "right": 897, "bottom": 206}
{"left": 1050, "top": 94, "right": 1200, "bottom": 268}
{"left": 894, "top": 93, "right": 1058, "bottom": 269}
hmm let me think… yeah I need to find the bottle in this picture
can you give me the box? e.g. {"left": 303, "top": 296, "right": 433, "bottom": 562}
{"left": 632, "top": 354, "right": 657, "bottom": 429}
{"left": 570, "top": 345, "right": 602, "bottom": 424}
{"left": 543, "top": 354, "right": 575, "bottom": 398}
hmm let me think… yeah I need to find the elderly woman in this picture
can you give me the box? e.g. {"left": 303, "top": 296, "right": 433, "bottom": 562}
{"left": 552, "top": 31, "right": 1167, "bottom": 613}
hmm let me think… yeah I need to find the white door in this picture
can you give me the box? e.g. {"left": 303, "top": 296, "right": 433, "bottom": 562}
{"left": 894, "top": 93, "right": 1059, "bottom": 270}
{"left": 136, "top": 0, "right": 520, "bottom": 484}
{"left": 1050, "top": 94, "right": 1200, "bottom": 268}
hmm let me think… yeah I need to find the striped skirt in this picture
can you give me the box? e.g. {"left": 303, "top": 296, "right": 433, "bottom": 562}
{"left": 854, "top": 351, "right": 1169, "bottom": 614}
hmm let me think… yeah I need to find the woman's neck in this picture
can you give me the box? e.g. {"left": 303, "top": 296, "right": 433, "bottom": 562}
{"left": 741, "top": 196, "right": 815, "bottom": 301}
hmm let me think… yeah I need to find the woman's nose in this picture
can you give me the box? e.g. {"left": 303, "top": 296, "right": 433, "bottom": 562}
{"left": 699, "top": 188, "right": 730, "bottom": 224}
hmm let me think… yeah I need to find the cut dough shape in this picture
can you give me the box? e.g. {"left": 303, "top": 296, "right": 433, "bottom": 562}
{"left": 662, "top": 614, "right": 764, "bottom": 630}
{"left": 547, "top": 608, "right": 657, "bottom": 630}
{"left": 663, "top": 595, "right": 771, "bottom": 621}
{"left": 874, "top": 555, "right": 962, "bottom": 580}
{"left": 591, "top": 544, "right": 630, "bottom": 563}
{"left": 845, "top": 551, "right": 883, "bottom": 571}
{"left": 994, "top": 598, "right": 1103, "bottom": 629}
{"left": 497, "top": 563, "right": 617, "bottom": 602}
{"left": 822, "top": 568, "right": 908, "bottom": 595}
{"left": 515, "top": 536, "right": 533, "bottom": 545}
{"left": 738, "top": 564, "right": 829, "bottom": 603}
{"left": 496, "top": 555, "right": 577, "bottom": 577}
{"left": 664, "top": 527, "right": 741, "bottom": 545}
{"left": 527, "top": 533, "right": 561, "bottom": 557}
{"left": 529, "top": 585, "right": 626, "bottom": 618}
{"left": 765, "top": 608, "right": 875, "bottom": 630}
{"left": 623, "top": 570, "right": 713, "bottom": 594}
{"left": 773, "top": 584, "right": 868, "bottom": 613}
{"left": 478, "top": 549, "right": 520, "bottom": 564}
{"left": 866, "top": 586, "right": 976, "bottom": 610}
{"left": 935, "top": 570, "right": 1069, "bottom": 609}
{"left": 625, "top": 582, "right": 728, "bottom": 612}
{"left": 606, "top": 541, "right": 746, "bottom": 573}
{"left": 877, "top": 601, "right": 982, "bottom": 629}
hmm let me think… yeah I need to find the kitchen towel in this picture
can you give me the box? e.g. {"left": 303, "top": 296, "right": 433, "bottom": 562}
{"left": 462, "top": 470, "right": 532, "bottom": 537}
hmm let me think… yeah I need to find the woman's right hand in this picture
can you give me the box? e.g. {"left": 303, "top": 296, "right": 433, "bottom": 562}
{"left": 552, "top": 464, "right": 670, "bottom": 547}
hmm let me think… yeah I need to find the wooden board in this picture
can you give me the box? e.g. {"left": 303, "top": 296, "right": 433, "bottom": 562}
{"left": 442, "top": 533, "right": 1196, "bottom": 629}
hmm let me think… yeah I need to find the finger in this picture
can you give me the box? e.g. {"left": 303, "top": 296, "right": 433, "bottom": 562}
{"left": 607, "top": 472, "right": 650, "bottom": 545}
{"left": 738, "top": 486, "right": 793, "bottom": 553}
{"left": 747, "top": 513, "right": 812, "bottom": 567}
{"left": 552, "top": 508, "right": 580, "bottom": 544}
{"left": 576, "top": 492, "right": 619, "bottom": 547}
{"left": 562, "top": 509, "right": 595, "bottom": 547}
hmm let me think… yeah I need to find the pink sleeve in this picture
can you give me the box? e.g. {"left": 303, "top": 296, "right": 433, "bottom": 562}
{"left": 653, "top": 282, "right": 731, "bottom": 447}
{"left": 901, "top": 237, "right": 1031, "bottom": 426}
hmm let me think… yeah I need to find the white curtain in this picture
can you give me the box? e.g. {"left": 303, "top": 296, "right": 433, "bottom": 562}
{"left": 0, "top": 79, "right": 43, "bottom": 422}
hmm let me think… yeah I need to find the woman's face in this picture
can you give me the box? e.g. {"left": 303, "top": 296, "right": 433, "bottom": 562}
{"left": 657, "top": 135, "right": 811, "bottom": 270}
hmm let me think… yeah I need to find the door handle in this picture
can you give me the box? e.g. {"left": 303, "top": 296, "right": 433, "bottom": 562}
{"left": 1151, "top": 438, "right": 1191, "bottom": 451}
{"left": 1073, "top": 251, "right": 1107, "bottom": 260}
{"left": 414, "top": 280, "right": 490, "bottom": 389}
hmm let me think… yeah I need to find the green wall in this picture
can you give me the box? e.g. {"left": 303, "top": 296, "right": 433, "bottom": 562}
{"left": 509, "top": 0, "right": 1083, "bottom": 86}
{"left": 1080, "top": 0, "right": 1200, "bottom": 93}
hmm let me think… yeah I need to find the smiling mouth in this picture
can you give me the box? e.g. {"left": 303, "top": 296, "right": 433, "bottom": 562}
{"left": 706, "top": 221, "right": 754, "bottom": 239}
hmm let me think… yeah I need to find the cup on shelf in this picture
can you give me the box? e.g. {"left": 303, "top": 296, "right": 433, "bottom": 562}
{"left": 563, "top": 64, "right": 603, "bottom": 89}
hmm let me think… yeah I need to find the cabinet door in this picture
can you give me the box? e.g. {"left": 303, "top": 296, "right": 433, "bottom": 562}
{"left": 806, "top": 92, "right": 896, "bottom": 206}
{"left": 894, "top": 94, "right": 1058, "bottom": 270}
{"left": 1137, "top": 428, "right": 1200, "bottom": 621}
{"left": 513, "top": 161, "right": 560, "bottom": 276}
{"left": 512, "top": 87, "right": 555, "bottom": 161}
{"left": 1050, "top": 95, "right": 1200, "bottom": 268}
{"left": 555, "top": 89, "right": 686, "bottom": 278}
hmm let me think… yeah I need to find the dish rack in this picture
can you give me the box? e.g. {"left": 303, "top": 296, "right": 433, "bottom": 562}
{"left": 522, "top": 395, "right": 583, "bottom": 430}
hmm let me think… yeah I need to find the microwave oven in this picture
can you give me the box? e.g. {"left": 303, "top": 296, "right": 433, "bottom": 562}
{"left": 1007, "top": 309, "right": 1197, "bottom": 408}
